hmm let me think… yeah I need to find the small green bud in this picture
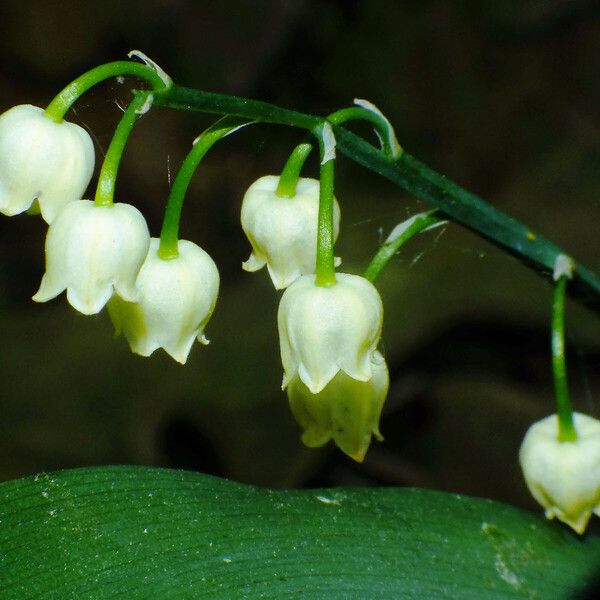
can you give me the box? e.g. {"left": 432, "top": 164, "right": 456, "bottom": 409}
{"left": 287, "top": 350, "right": 388, "bottom": 462}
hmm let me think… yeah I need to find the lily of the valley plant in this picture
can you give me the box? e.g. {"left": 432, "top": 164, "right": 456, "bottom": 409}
{"left": 1, "top": 51, "right": 599, "bottom": 534}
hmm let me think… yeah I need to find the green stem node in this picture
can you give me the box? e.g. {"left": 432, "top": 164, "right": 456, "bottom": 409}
{"left": 328, "top": 104, "right": 401, "bottom": 159}
{"left": 158, "top": 116, "right": 252, "bottom": 260}
{"left": 44, "top": 61, "right": 169, "bottom": 123}
{"left": 364, "top": 211, "right": 447, "bottom": 282}
{"left": 553, "top": 276, "right": 577, "bottom": 442}
{"left": 94, "top": 92, "right": 149, "bottom": 207}
{"left": 276, "top": 143, "right": 313, "bottom": 197}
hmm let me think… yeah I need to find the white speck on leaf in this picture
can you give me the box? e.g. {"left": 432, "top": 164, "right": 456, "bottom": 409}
{"left": 316, "top": 495, "right": 340, "bottom": 506}
{"left": 495, "top": 553, "right": 521, "bottom": 589}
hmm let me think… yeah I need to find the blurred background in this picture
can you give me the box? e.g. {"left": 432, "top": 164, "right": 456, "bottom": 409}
{"left": 1, "top": 0, "right": 599, "bottom": 526}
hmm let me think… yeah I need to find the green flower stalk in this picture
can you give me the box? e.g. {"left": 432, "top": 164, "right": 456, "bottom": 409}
{"left": 551, "top": 255, "right": 577, "bottom": 442}
{"left": 315, "top": 123, "right": 337, "bottom": 288}
{"left": 158, "top": 116, "right": 251, "bottom": 259}
{"left": 44, "top": 52, "right": 171, "bottom": 123}
{"left": 364, "top": 211, "right": 446, "bottom": 282}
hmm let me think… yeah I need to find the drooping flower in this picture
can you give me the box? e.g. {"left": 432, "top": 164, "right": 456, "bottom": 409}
{"left": 240, "top": 175, "right": 341, "bottom": 289}
{"left": 519, "top": 412, "right": 600, "bottom": 534}
{"left": 107, "top": 238, "right": 219, "bottom": 364}
{"left": 278, "top": 273, "right": 384, "bottom": 394}
{"left": 33, "top": 200, "right": 150, "bottom": 315}
{"left": 287, "top": 349, "right": 388, "bottom": 462}
{"left": 0, "top": 105, "right": 94, "bottom": 223}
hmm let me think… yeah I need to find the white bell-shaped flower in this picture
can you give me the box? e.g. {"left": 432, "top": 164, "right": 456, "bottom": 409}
{"left": 33, "top": 200, "right": 150, "bottom": 315}
{"left": 0, "top": 104, "right": 94, "bottom": 223}
{"left": 287, "top": 349, "right": 388, "bottom": 462}
{"left": 278, "top": 273, "right": 383, "bottom": 394}
{"left": 241, "top": 175, "right": 341, "bottom": 289}
{"left": 519, "top": 412, "right": 600, "bottom": 534}
{"left": 107, "top": 238, "right": 219, "bottom": 364}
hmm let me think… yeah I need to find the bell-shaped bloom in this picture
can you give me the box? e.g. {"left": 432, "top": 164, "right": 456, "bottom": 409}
{"left": 0, "top": 104, "right": 94, "bottom": 223}
{"left": 278, "top": 273, "right": 383, "bottom": 394}
{"left": 107, "top": 238, "right": 219, "bottom": 364}
{"left": 519, "top": 412, "right": 600, "bottom": 534}
{"left": 240, "top": 175, "right": 341, "bottom": 289}
{"left": 33, "top": 200, "right": 150, "bottom": 315}
{"left": 287, "top": 349, "right": 388, "bottom": 462}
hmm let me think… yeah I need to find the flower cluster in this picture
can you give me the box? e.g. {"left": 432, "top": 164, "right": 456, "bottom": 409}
{"left": 241, "top": 174, "right": 388, "bottom": 461}
{"left": 4, "top": 56, "right": 600, "bottom": 537}
{"left": 1, "top": 58, "right": 393, "bottom": 464}
{"left": 0, "top": 102, "right": 219, "bottom": 365}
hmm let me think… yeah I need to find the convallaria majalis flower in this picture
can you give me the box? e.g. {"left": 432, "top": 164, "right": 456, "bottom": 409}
{"left": 108, "top": 238, "right": 219, "bottom": 364}
{"left": 278, "top": 273, "right": 384, "bottom": 394}
{"left": 0, "top": 105, "right": 94, "bottom": 223}
{"left": 241, "top": 175, "right": 341, "bottom": 289}
{"left": 287, "top": 349, "right": 389, "bottom": 462}
{"left": 519, "top": 412, "right": 600, "bottom": 534}
{"left": 33, "top": 200, "right": 150, "bottom": 315}
{"left": 278, "top": 273, "right": 386, "bottom": 459}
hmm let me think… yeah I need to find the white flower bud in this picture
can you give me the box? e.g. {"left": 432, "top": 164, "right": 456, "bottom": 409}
{"left": 240, "top": 175, "right": 341, "bottom": 289}
{"left": 278, "top": 273, "right": 383, "bottom": 394}
{"left": 33, "top": 200, "right": 150, "bottom": 315}
{"left": 0, "top": 105, "right": 94, "bottom": 223}
{"left": 287, "top": 350, "right": 388, "bottom": 462}
{"left": 107, "top": 238, "right": 219, "bottom": 364}
{"left": 519, "top": 412, "right": 600, "bottom": 534}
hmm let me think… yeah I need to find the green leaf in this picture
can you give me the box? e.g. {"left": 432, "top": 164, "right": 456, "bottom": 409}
{"left": 1, "top": 466, "right": 598, "bottom": 598}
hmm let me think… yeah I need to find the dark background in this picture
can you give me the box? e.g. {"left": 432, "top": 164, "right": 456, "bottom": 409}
{"left": 1, "top": 0, "right": 599, "bottom": 530}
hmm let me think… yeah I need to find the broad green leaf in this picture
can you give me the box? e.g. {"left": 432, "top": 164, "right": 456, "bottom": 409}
{"left": 0, "top": 466, "right": 598, "bottom": 598}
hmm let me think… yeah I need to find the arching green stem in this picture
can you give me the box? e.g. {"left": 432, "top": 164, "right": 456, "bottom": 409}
{"left": 276, "top": 143, "right": 313, "bottom": 197}
{"left": 94, "top": 92, "right": 150, "bottom": 207}
{"left": 364, "top": 211, "right": 447, "bottom": 282}
{"left": 314, "top": 124, "right": 337, "bottom": 288}
{"left": 44, "top": 61, "right": 168, "bottom": 123}
{"left": 158, "top": 116, "right": 252, "bottom": 260}
{"left": 553, "top": 275, "right": 577, "bottom": 442}
{"left": 152, "top": 86, "right": 600, "bottom": 318}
